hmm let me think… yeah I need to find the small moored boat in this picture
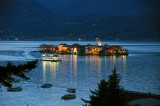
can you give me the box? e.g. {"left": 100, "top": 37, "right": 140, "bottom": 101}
{"left": 7, "top": 87, "right": 22, "bottom": 92}
{"left": 67, "top": 88, "right": 76, "bottom": 93}
{"left": 61, "top": 94, "right": 76, "bottom": 100}
{"left": 41, "top": 84, "right": 53, "bottom": 88}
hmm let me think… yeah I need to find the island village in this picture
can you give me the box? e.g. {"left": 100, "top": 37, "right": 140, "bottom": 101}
{"left": 39, "top": 38, "right": 128, "bottom": 56}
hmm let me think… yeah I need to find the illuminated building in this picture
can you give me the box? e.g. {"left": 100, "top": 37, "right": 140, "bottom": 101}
{"left": 40, "top": 39, "right": 128, "bottom": 56}
{"left": 58, "top": 44, "right": 69, "bottom": 53}
{"left": 40, "top": 44, "right": 57, "bottom": 52}
{"left": 96, "top": 38, "right": 101, "bottom": 46}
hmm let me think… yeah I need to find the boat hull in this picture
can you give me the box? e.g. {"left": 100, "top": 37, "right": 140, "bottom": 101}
{"left": 61, "top": 94, "right": 76, "bottom": 100}
{"left": 41, "top": 84, "right": 53, "bottom": 88}
{"left": 7, "top": 87, "right": 22, "bottom": 92}
{"left": 41, "top": 59, "right": 62, "bottom": 62}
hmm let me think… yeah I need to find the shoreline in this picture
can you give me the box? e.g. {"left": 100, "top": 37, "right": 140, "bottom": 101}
{"left": 31, "top": 50, "right": 128, "bottom": 56}
{"left": 123, "top": 90, "right": 160, "bottom": 103}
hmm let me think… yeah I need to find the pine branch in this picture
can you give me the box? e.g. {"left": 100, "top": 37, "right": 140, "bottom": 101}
{"left": 0, "top": 60, "right": 38, "bottom": 88}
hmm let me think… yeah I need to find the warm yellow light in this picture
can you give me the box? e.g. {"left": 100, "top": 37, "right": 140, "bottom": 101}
{"left": 42, "top": 54, "right": 46, "bottom": 56}
{"left": 52, "top": 57, "right": 59, "bottom": 60}
{"left": 98, "top": 41, "right": 101, "bottom": 46}
{"left": 73, "top": 48, "right": 77, "bottom": 53}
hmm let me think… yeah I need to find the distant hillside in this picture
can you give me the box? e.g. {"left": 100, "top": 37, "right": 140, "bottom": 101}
{"left": 0, "top": 0, "right": 160, "bottom": 41}
{"left": 0, "top": 0, "right": 63, "bottom": 40}
{"left": 52, "top": 14, "right": 160, "bottom": 41}
{"left": 36, "top": 0, "right": 160, "bottom": 16}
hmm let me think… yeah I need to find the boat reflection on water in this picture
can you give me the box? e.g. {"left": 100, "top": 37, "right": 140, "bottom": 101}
{"left": 42, "top": 61, "right": 59, "bottom": 83}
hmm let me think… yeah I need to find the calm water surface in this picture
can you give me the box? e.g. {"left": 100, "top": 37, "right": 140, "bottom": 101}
{"left": 0, "top": 41, "right": 160, "bottom": 106}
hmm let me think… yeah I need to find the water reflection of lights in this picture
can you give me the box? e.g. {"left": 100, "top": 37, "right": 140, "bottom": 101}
{"left": 123, "top": 55, "right": 126, "bottom": 73}
{"left": 109, "top": 56, "right": 113, "bottom": 67}
{"left": 97, "top": 56, "right": 101, "bottom": 79}
{"left": 105, "top": 56, "right": 107, "bottom": 68}
{"left": 69, "top": 55, "right": 77, "bottom": 87}
{"left": 104, "top": 55, "right": 127, "bottom": 73}
{"left": 42, "top": 61, "right": 46, "bottom": 83}
{"left": 42, "top": 55, "right": 127, "bottom": 85}
{"left": 73, "top": 55, "right": 77, "bottom": 80}
{"left": 87, "top": 55, "right": 101, "bottom": 80}
{"left": 118, "top": 56, "right": 122, "bottom": 69}
{"left": 70, "top": 55, "right": 73, "bottom": 86}
{"left": 42, "top": 61, "right": 59, "bottom": 83}
{"left": 113, "top": 55, "right": 116, "bottom": 66}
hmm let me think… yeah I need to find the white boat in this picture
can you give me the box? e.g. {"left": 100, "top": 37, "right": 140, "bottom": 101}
{"left": 7, "top": 87, "right": 22, "bottom": 92}
{"left": 61, "top": 94, "right": 76, "bottom": 100}
{"left": 41, "top": 54, "right": 62, "bottom": 62}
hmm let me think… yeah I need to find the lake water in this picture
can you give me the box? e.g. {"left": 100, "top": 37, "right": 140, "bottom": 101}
{"left": 0, "top": 41, "right": 160, "bottom": 106}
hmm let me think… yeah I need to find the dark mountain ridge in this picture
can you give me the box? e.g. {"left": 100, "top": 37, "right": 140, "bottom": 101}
{"left": 36, "top": 0, "right": 160, "bottom": 16}
{"left": 0, "top": 0, "right": 160, "bottom": 41}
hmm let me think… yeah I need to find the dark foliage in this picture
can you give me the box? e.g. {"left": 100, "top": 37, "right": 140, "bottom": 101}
{"left": 82, "top": 68, "right": 125, "bottom": 106}
{"left": 0, "top": 60, "right": 38, "bottom": 88}
{"left": 78, "top": 46, "right": 86, "bottom": 56}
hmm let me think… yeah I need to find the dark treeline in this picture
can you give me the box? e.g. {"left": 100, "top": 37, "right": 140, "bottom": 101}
{"left": 82, "top": 68, "right": 126, "bottom": 106}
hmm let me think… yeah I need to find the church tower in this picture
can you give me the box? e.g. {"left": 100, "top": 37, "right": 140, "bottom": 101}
{"left": 96, "top": 38, "right": 101, "bottom": 46}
